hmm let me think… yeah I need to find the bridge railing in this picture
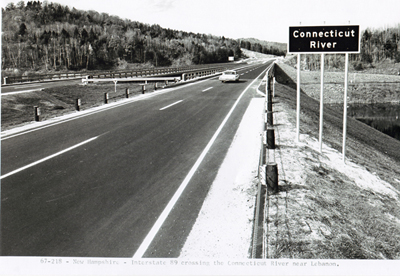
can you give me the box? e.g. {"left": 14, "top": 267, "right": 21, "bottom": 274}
{"left": 2, "top": 63, "right": 240, "bottom": 85}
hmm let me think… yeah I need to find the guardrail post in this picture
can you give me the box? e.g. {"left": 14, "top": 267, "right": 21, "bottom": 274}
{"left": 267, "top": 128, "right": 275, "bottom": 149}
{"left": 154, "top": 82, "right": 158, "bottom": 90}
{"left": 75, "top": 99, "right": 81, "bottom": 111}
{"left": 126, "top": 88, "right": 130, "bottom": 98}
{"left": 267, "top": 75, "right": 273, "bottom": 109}
{"left": 266, "top": 162, "right": 278, "bottom": 194}
{"left": 267, "top": 111, "right": 273, "bottom": 126}
{"left": 104, "top": 93, "right": 109, "bottom": 104}
{"left": 142, "top": 85, "right": 146, "bottom": 94}
{"left": 113, "top": 80, "right": 118, "bottom": 93}
{"left": 34, "top": 106, "right": 40, "bottom": 122}
{"left": 266, "top": 75, "right": 274, "bottom": 126}
{"left": 267, "top": 94, "right": 273, "bottom": 113}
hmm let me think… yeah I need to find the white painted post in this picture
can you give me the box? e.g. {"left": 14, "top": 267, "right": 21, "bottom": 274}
{"left": 34, "top": 106, "right": 40, "bottom": 122}
{"left": 319, "top": 53, "right": 325, "bottom": 153}
{"left": 113, "top": 80, "right": 117, "bottom": 93}
{"left": 75, "top": 98, "right": 81, "bottom": 111}
{"left": 273, "top": 77, "right": 276, "bottom": 97}
{"left": 343, "top": 53, "right": 349, "bottom": 163}
{"left": 296, "top": 54, "right": 301, "bottom": 142}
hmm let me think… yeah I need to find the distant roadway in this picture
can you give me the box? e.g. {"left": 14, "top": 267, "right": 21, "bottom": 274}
{"left": 1, "top": 60, "right": 273, "bottom": 257}
{"left": 1, "top": 79, "right": 83, "bottom": 95}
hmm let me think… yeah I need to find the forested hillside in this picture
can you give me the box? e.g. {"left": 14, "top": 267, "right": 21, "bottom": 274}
{"left": 359, "top": 27, "right": 400, "bottom": 63}
{"left": 239, "top": 38, "right": 286, "bottom": 57}
{"left": 2, "top": 1, "right": 249, "bottom": 73}
{"left": 4, "top": 1, "right": 397, "bottom": 76}
{"left": 1, "top": 1, "right": 287, "bottom": 75}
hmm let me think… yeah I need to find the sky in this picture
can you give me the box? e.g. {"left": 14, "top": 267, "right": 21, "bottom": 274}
{"left": 2, "top": 0, "right": 400, "bottom": 43}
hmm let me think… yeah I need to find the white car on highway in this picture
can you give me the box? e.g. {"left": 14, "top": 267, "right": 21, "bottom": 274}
{"left": 219, "top": 70, "right": 240, "bottom": 82}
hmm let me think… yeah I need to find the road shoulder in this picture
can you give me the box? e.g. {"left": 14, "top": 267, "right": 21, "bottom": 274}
{"left": 179, "top": 98, "right": 264, "bottom": 258}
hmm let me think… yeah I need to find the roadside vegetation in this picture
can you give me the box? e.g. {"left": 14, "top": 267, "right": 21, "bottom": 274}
{"left": 267, "top": 62, "right": 400, "bottom": 259}
{"left": 3, "top": 1, "right": 398, "bottom": 78}
{"left": 277, "top": 59, "right": 400, "bottom": 104}
{"left": 1, "top": 0, "right": 284, "bottom": 77}
{"left": 239, "top": 37, "right": 286, "bottom": 57}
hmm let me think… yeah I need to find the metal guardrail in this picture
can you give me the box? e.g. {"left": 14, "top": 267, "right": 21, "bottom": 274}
{"left": 251, "top": 61, "right": 276, "bottom": 259}
{"left": 3, "top": 73, "right": 84, "bottom": 85}
{"left": 82, "top": 76, "right": 180, "bottom": 84}
{"left": 2, "top": 63, "right": 240, "bottom": 85}
{"left": 81, "top": 65, "right": 232, "bottom": 85}
{"left": 181, "top": 68, "right": 223, "bottom": 81}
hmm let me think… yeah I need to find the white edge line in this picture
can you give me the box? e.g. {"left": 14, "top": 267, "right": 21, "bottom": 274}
{"left": 1, "top": 67, "right": 256, "bottom": 140}
{"left": 1, "top": 89, "right": 175, "bottom": 140}
{"left": 159, "top": 100, "right": 183, "bottom": 110}
{"left": 11, "top": 84, "right": 42, "bottom": 88}
{"left": 132, "top": 65, "right": 271, "bottom": 258}
{"left": 1, "top": 80, "right": 212, "bottom": 140}
{"left": 0, "top": 136, "right": 98, "bottom": 180}
{"left": 3, "top": 88, "right": 44, "bottom": 95}
{"left": 202, "top": 87, "right": 213, "bottom": 92}
{"left": 256, "top": 89, "right": 266, "bottom": 97}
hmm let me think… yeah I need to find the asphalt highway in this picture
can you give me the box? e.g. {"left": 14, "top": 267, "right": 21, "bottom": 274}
{"left": 1, "top": 79, "right": 83, "bottom": 95}
{"left": 1, "top": 60, "right": 273, "bottom": 257}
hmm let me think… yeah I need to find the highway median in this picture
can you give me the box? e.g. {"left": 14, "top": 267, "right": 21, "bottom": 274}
{"left": 1, "top": 71, "right": 227, "bottom": 133}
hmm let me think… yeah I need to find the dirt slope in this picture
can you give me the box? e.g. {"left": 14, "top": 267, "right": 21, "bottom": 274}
{"left": 265, "top": 64, "right": 400, "bottom": 259}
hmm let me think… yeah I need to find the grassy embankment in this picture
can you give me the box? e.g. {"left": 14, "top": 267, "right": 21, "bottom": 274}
{"left": 264, "top": 60, "right": 400, "bottom": 259}
{"left": 281, "top": 55, "right": 400, "bottom": 104}
{"left": 1, "top": 82, "right": 166, "bottom": 131}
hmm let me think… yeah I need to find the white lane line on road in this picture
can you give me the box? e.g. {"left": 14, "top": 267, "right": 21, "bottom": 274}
{"left": 132, "top": 65, "right": 270, "bottom": 258}
{"left": 159, "top": 100, "right": 183, "bottom": 110}
{"left": 0, "top": 136, "right": 98, "bottom": 180}
{"left": 12, "top": 84, "right": 42, "bottom": 89}
{"left": 1, "top": 77, "right": 219, "bottom": 140}
{"left": 202, "top": 87, "right": 213, "bottom": 92}
{"left": 3, "top": 89, "right": 43, "bottom": 95}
